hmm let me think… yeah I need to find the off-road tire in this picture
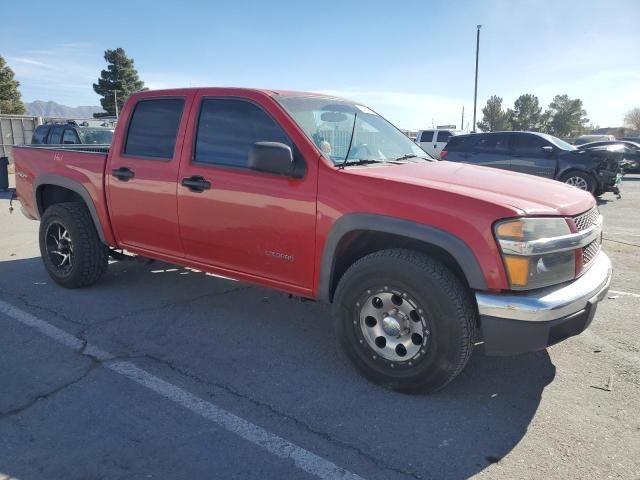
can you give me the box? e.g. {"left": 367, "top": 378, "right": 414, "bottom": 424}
{"left": 333, "top": 249, "right": 475, "bottom": 393}
{"left": 39, "top": 202, "right": 108, "bottom": 288}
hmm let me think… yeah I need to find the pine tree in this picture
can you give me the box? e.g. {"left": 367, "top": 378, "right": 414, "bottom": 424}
{"left": 0, "top": 55, "right": 26, "bottom": 115}
{"left": 477, "top": 95, "right": 511, "bottom": 132}
{"left": 545, "top": 94, "right": 589, "bottom": 137}
{"left": 510, "top": 94, "right": 544, "bottom": 131}
{"left": 93, "top": 48, "right": 146, "bottom": 116}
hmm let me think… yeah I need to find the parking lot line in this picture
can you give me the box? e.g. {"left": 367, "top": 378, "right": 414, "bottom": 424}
{"left": 609, "top": 289, "right": 640, "bottom": 299}
{"left": 0, "top": 299, "right": 365, "bottom": 480}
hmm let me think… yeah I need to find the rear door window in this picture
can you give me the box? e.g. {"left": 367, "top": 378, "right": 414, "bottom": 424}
{"left": 124, "top": 98, "right": 185, "bottom": 159}
{"left": 475, "top": 134, "right": 510, "bottom": 153}
{"left": 420, "top": 130, "right": 434, "bottom": 142}
{"left": 436, "top": 131, "right": 452, "bottom": 143}
{"left": 33, "top": 126, "right": 50, "bottom": 144}
{"left": 62, "top": 129, "right": 80, "bottom": 144}
{"left": 446, "top": 135, "right": 477, "bottom": 151}
{"left": 511, "top": 134, "right": 547, "bottom": 155}
{"left": 48, "top": 126, "right": 64, "bottom": 144}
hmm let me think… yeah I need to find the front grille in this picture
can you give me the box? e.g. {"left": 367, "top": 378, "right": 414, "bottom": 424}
{"left": 574, "top": 207, "right": 600, "bottom": 231}
{"left": 582, "top": 240, "right": 601, "bottom": 266}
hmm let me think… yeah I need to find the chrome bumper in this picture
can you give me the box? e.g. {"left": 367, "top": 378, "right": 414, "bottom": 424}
{"left": 476, "top": 252, "right": 612, "bottom": 355}
{"left": 476, "top": 252, "right": 612, "bottom": 322}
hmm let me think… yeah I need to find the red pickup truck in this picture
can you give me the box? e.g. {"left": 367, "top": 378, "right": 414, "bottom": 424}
{"left": 13, "top": 88, "right": 612, "bottom": 392}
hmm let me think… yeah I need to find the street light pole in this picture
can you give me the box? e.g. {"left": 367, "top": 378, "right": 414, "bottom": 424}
{"left": 472, "top": 25, "right": 482, "bottom": 133}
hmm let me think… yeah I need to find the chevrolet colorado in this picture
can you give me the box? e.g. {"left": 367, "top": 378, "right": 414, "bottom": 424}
{"left": 13, "top": 88, "right": 613, "bottom": 392}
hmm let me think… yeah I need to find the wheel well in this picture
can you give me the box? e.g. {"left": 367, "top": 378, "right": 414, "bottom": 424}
{"left": 37, "top": 185, "right": 84, "bottom": 216}
{"left": 328, "top": 230, "right": 469, "bottom": 302}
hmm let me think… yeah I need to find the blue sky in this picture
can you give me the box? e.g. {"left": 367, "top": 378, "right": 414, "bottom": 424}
{"left": 3, "top": 0, "right": 639, "bottom": 129}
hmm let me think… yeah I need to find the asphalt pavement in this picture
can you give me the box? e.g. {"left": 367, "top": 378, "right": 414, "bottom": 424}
{"left": 0, "top": 174, "right": 638, "bottom": 479}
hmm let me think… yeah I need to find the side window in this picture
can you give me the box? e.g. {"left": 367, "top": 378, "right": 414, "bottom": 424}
{"left": 33, "top": 126, "right": 50, "bottom": 144}
{"left": 48, "top": 126, "right": 64, "bottom": 144}
{"left": 195, "top": 98, "right": 292, "bottom": 168}
{"left": 475, "top": 134, "right": 510, "bottom": 153}
{"left": 420, "top": 131, "right": 434, "bottom": 142}
{"left": 436, "top": 131, "right": 452, "bottom": 143}
{"left": 446, "top": 135, "right": 476, "bottom": 151}
{"left": 511, "top": 134, "right": 547, "bottom": 155}
{"left": 62, "top": 129, "right": 80, "bottom": 144}
{"left": 124, "top": 98, "right": 184, "bottom": 159}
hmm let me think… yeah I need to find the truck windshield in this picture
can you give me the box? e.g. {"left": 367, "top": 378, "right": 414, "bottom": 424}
{"left": 78, "top": 128, "right": 114, "bottom": 145}
{"left": 275, "top": 95, "right": 431, "bottom": 165}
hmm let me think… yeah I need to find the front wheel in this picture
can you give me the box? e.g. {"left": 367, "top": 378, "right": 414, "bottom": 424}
{"left": 39, "top": 202, "right": 108, "bottom": 288}
{"left": 333, "top": 249, "right": 475, "bottom": 393}
{"left": 560, "top": 171, "right": 596, "bottom": 194}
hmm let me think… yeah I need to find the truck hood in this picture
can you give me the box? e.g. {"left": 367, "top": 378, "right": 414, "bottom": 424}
{"left": 349, "top": 160, "right": 595, "bottom": 216}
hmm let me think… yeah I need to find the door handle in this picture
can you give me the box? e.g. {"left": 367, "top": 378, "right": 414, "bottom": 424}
{"left": 112, "top": 166, "right": 135, "bottom": 181}
{"left": 181, "top": 175, "right": 211, "bottom": 192}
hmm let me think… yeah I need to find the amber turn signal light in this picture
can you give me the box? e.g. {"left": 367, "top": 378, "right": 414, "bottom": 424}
{"left": 503, "top": 255, "right": 530, "bottom": 287}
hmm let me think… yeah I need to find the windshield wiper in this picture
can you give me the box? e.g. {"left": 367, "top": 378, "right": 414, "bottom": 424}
{"left": 339, "top": 159, "right": 384, "bottom": 166}
{"left": 390, "top": 153, "right": 427, "bottom": 162}
{"left": 338, "top": 112, "right": 358, "bottom": 169}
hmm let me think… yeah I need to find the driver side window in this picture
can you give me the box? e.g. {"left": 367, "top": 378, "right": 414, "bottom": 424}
{"left": 194, "top": 98, "right": 293, "bottom": 168}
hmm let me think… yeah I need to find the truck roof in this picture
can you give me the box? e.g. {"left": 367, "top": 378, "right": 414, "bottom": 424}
{"left": 132, "top": 87, "right": 340, "bottom": 99}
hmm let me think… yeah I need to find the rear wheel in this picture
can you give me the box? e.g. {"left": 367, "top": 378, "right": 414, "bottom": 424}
{"left": 561, "top": 171, "right": 596, "bottom": 194}
{"left": 333, "top": 249, "right": 475, "bottom": 393}
{"left": 39, "top": 202, "right": 108, "bottom": 288}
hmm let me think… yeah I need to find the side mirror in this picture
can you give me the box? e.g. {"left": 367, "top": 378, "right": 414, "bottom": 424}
{"left": 248, "top": 142, "right": 295, "bottom": 177}
{"left": 541, "top": 145, "right": 554, "bottom": 155}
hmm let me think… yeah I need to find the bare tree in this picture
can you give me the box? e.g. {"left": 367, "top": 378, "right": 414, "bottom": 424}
{"left": 624, "top": 107, "right": 640, "bottom": 130}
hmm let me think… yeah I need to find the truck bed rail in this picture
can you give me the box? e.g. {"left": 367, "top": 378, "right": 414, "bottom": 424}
{"left": 17, "top": 144, "right": 110, "bottom": 155}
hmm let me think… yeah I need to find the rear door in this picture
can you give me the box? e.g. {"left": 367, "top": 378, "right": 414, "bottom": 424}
{"left": 106, "top": 92, "right": 193, "bottom": 257}
{"left": 176, "top": 93, "right": 318, "bottom": 292}
{"left": 509, "top": 133, "right": 556, "bottom": 178}
{"left": 469, "top": 133, "right": 512, "bottom": 170}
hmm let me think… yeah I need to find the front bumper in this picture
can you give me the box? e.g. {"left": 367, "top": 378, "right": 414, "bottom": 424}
{"left": 598, "top": 169, "right": 622, "bottom": 193}
{"left": 476, "top": 252, "right": 612, "bottom": 355}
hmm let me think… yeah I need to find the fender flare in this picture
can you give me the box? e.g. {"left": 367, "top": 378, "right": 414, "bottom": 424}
{"left": 33, "top": 174, "right": 107, "bottom": 244}
{"left": 319, "top": 213, "right": 488, "bottom": 301}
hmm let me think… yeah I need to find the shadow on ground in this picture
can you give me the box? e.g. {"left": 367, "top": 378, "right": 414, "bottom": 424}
{"left": 0, "top": 256, "right": 555, "bottom": 479}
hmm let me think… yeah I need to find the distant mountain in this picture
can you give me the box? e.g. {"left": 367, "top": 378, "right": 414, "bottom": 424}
{"left": 24, "top": 100, "right": 104, "bottom": 119}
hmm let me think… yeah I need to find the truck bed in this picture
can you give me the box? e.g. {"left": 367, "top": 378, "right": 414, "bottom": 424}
{"left": 13, "top": 144, "right": 113, "bottom": 243}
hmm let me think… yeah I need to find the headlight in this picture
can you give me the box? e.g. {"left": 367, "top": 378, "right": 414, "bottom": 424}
{"left": 495, "top": 217, "right": 576, "bottom": 290}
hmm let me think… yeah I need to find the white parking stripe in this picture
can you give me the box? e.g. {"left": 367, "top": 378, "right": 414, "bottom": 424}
{"left": 0, "top": 299, "right": 365, "bottom": 480}
{"left": 609, "top": 290, "right": 640, "bottom": 299}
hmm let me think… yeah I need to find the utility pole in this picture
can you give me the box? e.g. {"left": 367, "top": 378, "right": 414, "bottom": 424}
{"left": 472, "top": 25, "right": 482, "bottom": 133}
{"left": 461, "top": 106, "right": 465, "bottom": 131}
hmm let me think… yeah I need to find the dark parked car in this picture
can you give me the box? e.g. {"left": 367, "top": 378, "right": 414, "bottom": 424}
{"left": 441, "top": 131, "right": 622, "bottom": 195}
{"left": 577, "top": 140, "right": 640, "bottom": 173}
{"left": 32, "top": 122, "right": 114, "bottom": 146}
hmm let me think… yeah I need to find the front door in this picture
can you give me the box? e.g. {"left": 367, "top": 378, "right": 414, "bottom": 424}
{"left": 107, "top": 93, "right": 192, "bottom": 257}
{"left": 177, "top": 95, "right": 318, "bottom": 292}
{"left": 509, "top": 133, "right": 557, "bottom": 178}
